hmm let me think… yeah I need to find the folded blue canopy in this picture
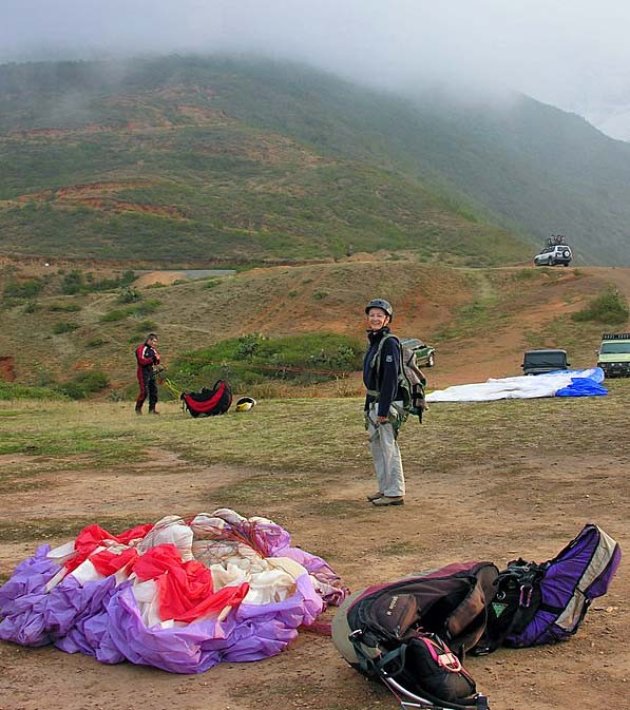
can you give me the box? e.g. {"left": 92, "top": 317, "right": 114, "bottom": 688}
{"left": 555, "top": 367, "right": 607, "bottom": 397}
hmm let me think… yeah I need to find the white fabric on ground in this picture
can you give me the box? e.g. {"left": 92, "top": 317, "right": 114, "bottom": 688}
{"left": 426, "top": 368, "right": 602, "bottom": 403}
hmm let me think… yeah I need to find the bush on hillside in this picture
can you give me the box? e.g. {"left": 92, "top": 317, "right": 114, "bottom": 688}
{"left": 61, "top": 269, "right": 137, "bottom": 295}
{"left": 60, "top": 270, "right": 84, "bottom": 295}
{"left": 48, "top": 303, "right": 82, "bottom": 312}
{"left": 117, "top": 287, "right": 141, "bottom": 304}
{"left": 3, "top": 278, "right": 45, "bottom": 300}
{"left": 100, "top": 309, "right": 129, "bottom": 323}
{"left": 52, "top": 321, "right": 80, "bottom": 334}
{"left": 130, "top": 299, "right": 160, "bottom": 316}
{"left": 56, "top": 371, "right": 109, "bottom": 399}
{"left": 23, "top": 301, "right": 40, "bottom": 313}
{"left": 0, "top": 382, "right": 67, "bottom": 401}
{"left": 571, "top": 288, "right": 629, "bottom": 325}
{"left": 169, "top": 333, "right": 364, "bottom": 391}
{"left": 100, "top": 298, "right": 161, "bottom": 324}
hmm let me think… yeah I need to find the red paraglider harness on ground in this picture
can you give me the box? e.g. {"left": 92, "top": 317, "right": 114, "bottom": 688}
{"left": 156, "top": 367, "right": 233, "bottom": 417}
{"left": 179, "top": 380, "right": 233, "bottom": 417}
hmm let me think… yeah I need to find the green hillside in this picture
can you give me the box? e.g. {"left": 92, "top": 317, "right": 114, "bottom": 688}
{"left": 195, "top": 60, "right": 630, "bottom": 265}
{"left": 3, "top": 55, "right": 630, "bottom": 266}
{"left": 1, "top": 255, "right": 627, "bottom": 397}
{"left": 0, "top": 57, "right": 528, "bottom": 266}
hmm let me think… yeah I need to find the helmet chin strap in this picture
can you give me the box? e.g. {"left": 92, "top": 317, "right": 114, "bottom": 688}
{"left": 367, "top": 325, "right": 390, "bottom": 334}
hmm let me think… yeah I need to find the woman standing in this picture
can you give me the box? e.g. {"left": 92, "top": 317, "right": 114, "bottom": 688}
{"left": 362, "top": 299, "right": 405, "bottom": 507}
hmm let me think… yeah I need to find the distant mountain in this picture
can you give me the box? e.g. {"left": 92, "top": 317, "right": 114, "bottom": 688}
{"left": 573, "top": 103, "right": 630, "bottom": 143}
{"left": 0, "top": 56, "right": 629, "bottom": 265}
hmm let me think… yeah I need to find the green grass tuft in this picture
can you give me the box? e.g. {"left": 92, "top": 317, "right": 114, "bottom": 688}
{"left": 571, "top": 287, "right": 629, "bottom": 325}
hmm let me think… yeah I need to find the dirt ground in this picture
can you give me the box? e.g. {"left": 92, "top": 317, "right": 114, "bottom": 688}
{"left": 0, "top": 434, "right": 627, "bottom": 710}
{"left": 1, "top": 262, "right": 629, "bottom": 710}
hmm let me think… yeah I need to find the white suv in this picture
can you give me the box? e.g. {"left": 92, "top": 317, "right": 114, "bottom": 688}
{"left": 533, "top": 244, "right": 573, "bottom": 267}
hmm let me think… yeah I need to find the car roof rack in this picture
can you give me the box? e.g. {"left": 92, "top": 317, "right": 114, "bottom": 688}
{"left": 602, "top": 333, "right": 630, "bottom": 340}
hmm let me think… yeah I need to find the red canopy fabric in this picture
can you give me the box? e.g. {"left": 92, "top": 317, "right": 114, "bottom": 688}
{"left": 133, "top": 544, "right": 250, "bottom": 622}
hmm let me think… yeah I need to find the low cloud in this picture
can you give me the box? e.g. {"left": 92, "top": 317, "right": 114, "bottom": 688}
{"left": 2, "top": 1, "right": 630, "bottom": 115}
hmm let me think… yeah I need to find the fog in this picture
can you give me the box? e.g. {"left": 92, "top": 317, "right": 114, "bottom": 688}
{"left": 3, "top": 1, "right": 630, "bottom": 133}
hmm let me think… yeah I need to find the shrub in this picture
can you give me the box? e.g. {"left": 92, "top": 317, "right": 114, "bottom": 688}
{"left": 56, "top": 370, "right": 109, "bottom": 399}
{"left": 52, "top": 321, "right": 79, "bottom": 334}
{"left": 100, "top": 309, "right": 129, "bottom": 323}
{"left": 130, "top": 299, "right": 160, "bottom": 316}
{"left": 168, "top": 332, "right": 364, "bottom": 391}
{"left": 117, "top": 287, "right": 141, "bottom": 304}
{"left": 571, "top": 288, "right": 629, "bottom": 325}
{"left": 48, "top": 303, "right": 82, "bottom": 312}
{"left": 23, "top": 301, "right": 40, "bottom": 314}
{"left": 236, "top": 333, "right": 266, "bottom": 359}
{"left": 61, "top": 269, "right": 137, "bottom": 295}
{"left": 61, "top": 270, "right": 84, "bottom": 295}
{"left": 4, "top": 278, "right": 45, "bottom": 299}
{"left": 0, "top": 382, "right": 67, "bottom": 401}
{"left": 91, "top": 270, "right": 136, "bottom": 291}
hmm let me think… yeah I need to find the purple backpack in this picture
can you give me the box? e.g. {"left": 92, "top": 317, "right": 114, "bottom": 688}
{"left": 475, "top": 523, "right": 621, "bottom": 652}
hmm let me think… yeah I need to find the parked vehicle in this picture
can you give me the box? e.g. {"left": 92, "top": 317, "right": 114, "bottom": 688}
{"left": 596, "top": 333, "right": 630, "bottom": 377}
{"left": 533, "top": 244, "right": 573, "bottom": 267}
{"left": 521, "top": 348, "right": 570, "bottom": 375}
{"left": 400, "top": 338, "right": 436, "bottom": 367}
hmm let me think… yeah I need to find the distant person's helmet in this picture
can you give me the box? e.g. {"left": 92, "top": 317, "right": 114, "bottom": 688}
{"left": 365, "top": 298, "right": 393, "bottom": 320}
{"left": 235, "top": 397, "right": 257, "bottom": 412}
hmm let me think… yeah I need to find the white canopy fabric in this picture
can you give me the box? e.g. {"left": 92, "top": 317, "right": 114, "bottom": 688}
{"left": 426, "top": 368, "right": 604, "bottom": 403}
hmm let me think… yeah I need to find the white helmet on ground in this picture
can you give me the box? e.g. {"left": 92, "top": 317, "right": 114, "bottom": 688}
{"left": 235, "top": 396, "right": 257, "bottom": 412}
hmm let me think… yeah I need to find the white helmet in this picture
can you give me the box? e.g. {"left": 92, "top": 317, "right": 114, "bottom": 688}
{"left": 235, "top": 396, "right": 257, "bottom": 412}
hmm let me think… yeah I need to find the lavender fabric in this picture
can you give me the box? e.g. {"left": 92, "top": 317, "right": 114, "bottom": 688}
{"left": 0, "top": 513, "right": 347, "bottom": 673}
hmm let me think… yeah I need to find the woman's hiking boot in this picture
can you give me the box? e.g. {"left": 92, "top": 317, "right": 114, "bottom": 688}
{"left": 372, "top": 496, "right": 404, "bottom": 507}
{"left": 366, "top": 492, "right": 384, "bottom": 502}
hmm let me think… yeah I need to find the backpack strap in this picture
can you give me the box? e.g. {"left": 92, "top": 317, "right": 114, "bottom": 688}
{"left": 367, "top": 334, "right": 400, "bottom": 400}
{"left": 473, "top": 562, "right": 545, "bottom": 654}
{"left": 430, "top": 563, "right": 497, "bottom": 655}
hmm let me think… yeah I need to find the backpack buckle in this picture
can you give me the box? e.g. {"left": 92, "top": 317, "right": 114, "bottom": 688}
{"left": 519, "top": 584, "right": 533, "bottom": 608}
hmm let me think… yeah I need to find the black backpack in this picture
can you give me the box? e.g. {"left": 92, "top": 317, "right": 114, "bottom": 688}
{"left": 332, "top": 561, "right": 497, "bottom": 709}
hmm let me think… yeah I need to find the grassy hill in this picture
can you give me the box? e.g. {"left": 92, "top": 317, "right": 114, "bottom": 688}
{"left": 0, "top": 56, "right": 530, "bottom": 267}
{"left": 4, "top": 56, "right": 630, "bottom": 265}
{"left": 195, "top": 60, "right": 630, "bottom": 265}
{"left": 1, "top": 256, "right": 628, "bottom": 397}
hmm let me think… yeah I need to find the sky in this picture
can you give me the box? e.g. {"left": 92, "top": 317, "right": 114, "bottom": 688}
{"left": 2, "top": 1, "right": 630, "bottom": 134}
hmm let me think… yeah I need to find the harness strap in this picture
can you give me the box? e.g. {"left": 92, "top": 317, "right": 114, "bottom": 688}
{"left": 370, "top": 333, "right": 400, "bottom": 373}
{"left": 377, "top": 644, "right": 408, "bottom": 678}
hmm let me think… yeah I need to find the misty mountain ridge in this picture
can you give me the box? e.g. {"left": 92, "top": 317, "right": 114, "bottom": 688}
{"left": 0, "top": 55, "right": 629, "bottom": 265}
{"left": 572, "top": 102, "right": 630, "bottom": 143}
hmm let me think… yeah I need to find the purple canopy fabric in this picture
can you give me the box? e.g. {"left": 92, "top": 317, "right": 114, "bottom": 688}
{"left": 0, "top": 510, "right": 348, "bottom": 673}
